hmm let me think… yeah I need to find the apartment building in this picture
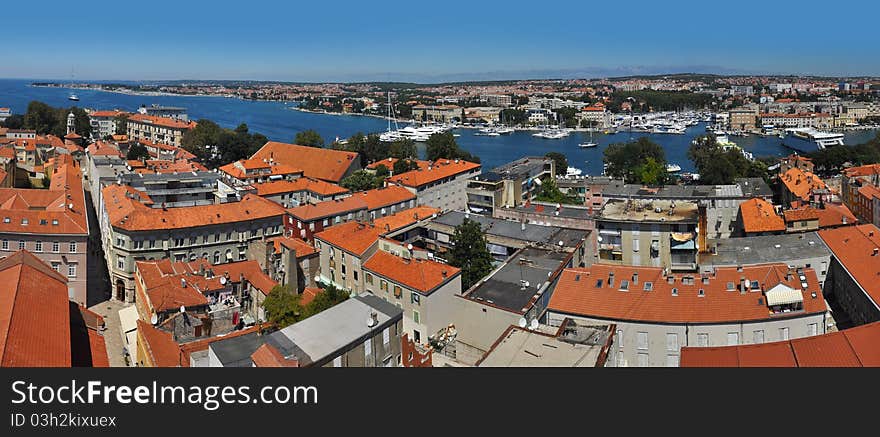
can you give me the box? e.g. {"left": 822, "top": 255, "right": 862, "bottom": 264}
{"left": 100, "top": 185, "right": 285, "bottom": 302}
{"left": 363, "top": 250, "right": 462, "bottom": 344}
{"left": 779, "top": 167, "right": 832, "bottom": 207}
{"left": 0, "top": 159, "right": 89, "bottom": 304}
{"left": 387, "top": 159, "right": 481, "bottom": 212}
{"left": 546, "top": 263, "right": 828, "bottom": 367}
{"left": 218, "top": 158, "right": 304, "bottom": 185}
{"left": 818, "top": 225, "right": 880, "bottom": 326}
{"left": 840, "top": 164, "right": 880, "bottom": 226}
{"left": 88, "top": 110, "right": 128, "bottom": 139}
{"left": 411, "top": 104, "right": 461, "bottom": 123}
{"left": 595, "top": 199, "right": 700, "bottom": 271}
{"left": 466, "top": 157, "right": 553, "bottom": 215}
{"left": 252, "top": 177, "right": 349, "bottom": 208}
{"left": 126, "top": 114, "right": 196, "bottom": 148}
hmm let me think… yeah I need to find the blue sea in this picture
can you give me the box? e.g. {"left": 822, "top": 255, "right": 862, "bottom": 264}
{"left": 1, "top": 78, "right": 877, "bottom": 175}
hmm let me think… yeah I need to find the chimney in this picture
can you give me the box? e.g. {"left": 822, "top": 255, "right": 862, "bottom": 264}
{"left": 441, "top": 270, "right": 447, "bottom": 278}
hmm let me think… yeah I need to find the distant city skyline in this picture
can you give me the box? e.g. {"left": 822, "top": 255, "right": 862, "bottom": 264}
{"left": 3, "top": 0, "right": 879, "bottom": 82}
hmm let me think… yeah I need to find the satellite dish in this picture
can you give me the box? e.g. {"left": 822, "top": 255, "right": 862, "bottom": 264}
{"left": 517, "top": 317, "right": 527, "bottom": 328}
{"left": 407, "top": 243, "right": 413, "bottom": 251}
{"left": 529, "top": 319, "right": 539, "bottom": 330}
{"left": 558, "top": 240, "right": 564, "bottom": 247}
{"left": 314, "top": 275, "right": 321, "bottom": 284}
{"left": 150, "top": 313, "right": 158, "bottom": 324}
{"left": 179, "top": 305, "right": 185, "bottom": 313}
{"left": 366, "top": 317, "right": 375, "bottom": 327}
{"left": 219, "top": 276, "right": 227, "bottom": 285}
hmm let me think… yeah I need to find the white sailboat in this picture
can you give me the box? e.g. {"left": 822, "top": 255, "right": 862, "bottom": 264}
{"left": 579, "top": 124, "right": 597, "bottom": 148}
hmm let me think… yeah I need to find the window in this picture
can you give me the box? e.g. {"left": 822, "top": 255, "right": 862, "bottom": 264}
{"left": 21, "top": 218, "right": 28, "bottom": 226}
{"left": 411, "top": 292, "right": 420, "bottom": 305}
{"left": 380, "top": 280, "right": 388, "bottom": 291}
{"left": 333, "top": 356, "right": 342, "bottom": 367}
{"left": 323, "top": 219, "right": 329, "bottom": 227}
{"left": 51, "top": 262, "right": 61, "bottom": 272}
{"left": 366, "top": 273, "right": 373, "bottom": 285}
{"left": 637, "top": 353, "right": 649, "bottom": 367}
{"left": 353, "top": 271, "right": 358, "bottom": 282}
{"left": 727, "top": 332, "right": 739, "bottom": 346}
{"left": 413, "top": 310, "right": 420, "bottom": 324}
{"left": 666, "top": 354, "right": 679, "bottom": 367}
{"left": 616, "top": 329, "right": 623, "bottom": 350}
{"left": 213, "top": 252, "right": 220, "bottom": 264}
{"left": 808, "top": 323, "right": 818, "bottom": 336}
{"left": 35, "top": 241, "right": 42, "bottom": 252}
{"left": 619, "top": 280, "right": 629, "bottom": 291}
{"left": 632, "top": 238, "right": 639, "bottom": 252}
{"left": 133, "top": 240, "right": 143, "bottom": 250}
{"left": 18, "top": 240, "right": 25, "bottom": 250}
{"left": 67, "top": 264, "right": 77, "bottom": 278}
{"left": 393, "top": 285, "right": 402, "bottom": 299}
{"left": 117, "top": 256, "right": 125, "bottom": 270}
{"left": 726, "top": 281, "right": 735, "bottom": 291}
{"left": 666, "top": 333, "right": 678, "bottom": 351}
{"left": 383, "top": 328, "right": 390, "bottom": 346}
{"left": 753, "top": 330, "right": 764, "bottom": 344}
{"left": 780, "top": 327, "right": 790, "bottom": 340}
{"left": 1, "top": 240, "right": 6, "bottom": 250}
{"left": 697, "top": 333, "right": 709, "bottom": 347}
{"left": 595, "top": 279, "right": 603, "bottom": 288}
{"left": 637, "top": 332, "right": 648, "bottom": 350}
{"left": 52, "top": 241, "right": 60, "bottom": 253}
{"left": 671, "top": 288, "right": 678, "bottom": 296}
{"left": 643, "top": 282, "right": 653, "bottom": 291}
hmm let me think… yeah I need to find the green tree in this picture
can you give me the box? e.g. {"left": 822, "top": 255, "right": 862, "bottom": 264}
{"left": 389, "top": 138, "right": 416, "bottom": 159}
{"left": 634, "top": 157, "right": 667, "bottom": 186}
{"left": 340, "top": 170, "right": 380, "bottom": 191}
{"left": 126, "top": 142, "right": 150, "bottom": 161}
{"left": 23, "top": 101, "right": 56, "bottom": 134}
{"left": 499, "top": 108, "right": 527, "bottom": 126}
{"left": 262, "top": 284, "right": 301, "bottom": 328}
{"left": 300, "top": 284, "right": 350, "bottom": 319}
{"left": 374, "top": 164, "right": 390, "bottom": 178}
{"left": 603, "top": 137, "right": 668, "bottom": 185}
{"left": 447, "top": 218, "right": 494, "bottom": 290}
{"left": 544, "top": 152, "right": 567, "bottom": 174}
{"left": 114, "top": 113, "right": 128, "bottom": 135}
{"left": 688, "top": 134, "right": 766, "bottom": 185}
{"left": 182, "top": 118, "right": 223, "bottom": 160}
{"left": 425, "top": 132, "right": 480, "bottom": 163}
{"left": 294, "top": 129, "right": 325, "bottom": 147}
{"left": 393, "top": 158, "right": 420, "bottom": 175}
{"left": 1, "top": 114, "right": 24, "bottom": 129}
{"left": 534, "top": 177, "right": 580, "bottom": 205}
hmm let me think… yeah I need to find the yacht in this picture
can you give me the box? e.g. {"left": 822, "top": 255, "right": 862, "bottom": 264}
{"left": 666, "top": 163, "right": 682, "bottom": 173}
{"left": 494, "top": 126, "right": 514, "bottom": 134}
{"left": 566, "top": 167, "right": 583, "bottom": 176}
{"left": 785, "top": 128, "right": 845, "bottom": 152}
{"left": 578, "top": 128, "right": 598, "bottom": 148}
{"left": 68, "top": 93, "right": 79, "bottom": 101}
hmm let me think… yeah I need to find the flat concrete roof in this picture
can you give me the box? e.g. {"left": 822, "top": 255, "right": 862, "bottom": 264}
{"left": 466, "top": 247, "right": 569, "bottom": 313}
{"left": 599, "top": 178, "right": 772, "bottom": 200}
{"left": 477, "top": 324, "right": 611, "bottom": 367}
{"left": 701, "top": 232, "right": 831, "bottom": 267}
{"left": 597, "top": 199, "right": 699, "bottom": 223}
{"left": 208, "top": 332, "right": 265, "bottom": 367}
{"left": 269, "top": 295, "right": 402, "bottom": 365}
{"left": 431, "top": 211, "right": 561, "bottom": 243}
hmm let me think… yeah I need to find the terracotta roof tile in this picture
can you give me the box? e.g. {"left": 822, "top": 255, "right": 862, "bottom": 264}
{"left": 780, "top": 167, "right": 827, "bottom": 201}
{"left": 548, "top": 263, "right": 825, "bottom": 324}
{"left": 740, "top": 198, "right": 785, "bottom": 233}
{"left": 252, "top": 177, "right": 348, "bottom": 197}
{"left": 364, "top": 251, "right": 460, "bottom": 294}
{"left": 103, "top": 186, "right": 283, "bottom": 231}
{"left": 0, "top": 161, "right": 88, "bottom": 235}
{"left": 286, "top": 195, "right": 367, "bottom": 221}
{"left": 251, "top": 142, "right": 359, "bottom": 183}
{"left": 128, "top": 114, "right": 196, "bottom": 130}
{"left": 818, "top": 224, "right": 880, "bottom": 306}
{"left": 136, "top": 320, "right": 181, "bottom": 367}
{"left": 251, "top": 343, "right": 298, "bottom": 367}
{"left": 0, "top": 251, "right": 71, "bottom": 367}
{"left": 269, "top": 236, "right": 318, "bottom": 257}
{"left": 387, "top": 159, "right": 480, "bottom": 188}
{"left": 351, "top": 185, "right": 415, "bottom": 210}
{"left": 371, "top": 206, "right": 439, "bottom": 233}
{"left": 314, "top": 221, "right": 383, "bottom": 256}
{"left": 299, "top": 287, "right": 324, "bottom": 307}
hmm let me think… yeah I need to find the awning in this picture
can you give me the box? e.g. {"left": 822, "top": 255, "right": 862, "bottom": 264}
{"left": 765, "top": 283, "right": 803, "bottom": 306}
{"left": 671, "top": 232, "right": 694, "bottom": 242}
{"left": 118, "top": 305, "right": 139, "bottom": 334}
{"left": 671, "top": 240, "right": 696, "bottom": 250}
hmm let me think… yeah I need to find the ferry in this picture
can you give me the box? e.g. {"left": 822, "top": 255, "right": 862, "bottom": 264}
{"left": 784, "top": 128, "right": 845, "bottom": 152}
{"left": 666, "top": 163, "right": 682, "bottom": 173}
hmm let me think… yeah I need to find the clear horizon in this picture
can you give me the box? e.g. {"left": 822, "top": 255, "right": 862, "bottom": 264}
{"left": 3, "top": 0, "right": 879, "bottom": 82}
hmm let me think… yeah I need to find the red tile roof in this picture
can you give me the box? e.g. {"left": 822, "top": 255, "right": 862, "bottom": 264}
{"left": 251, "top": 141, "right": 359, "bottom": 183}
{"left": 782, "top": 208, "right": 819, "bottom": 222}
{"left": 219, "top": 159, "right": 303, "bottom": 180}
{"left": 843, "top": 163, "right": 880, "bottom": 178}
{"left": 780, "top": 167, "right": 827, "bottom": 201}
{"left": 387, "top": 159, "right": 480, "bottom": 188}
{"left": 681, "top": 321, "right": 880, "bottom": 367}
{"left": 364, "top": 251, "right": 460, "bottom": 294}
{"left": 89, "top": 110, "right": 129, "bottom": 118}
{"left": 252, "top": 177, "right": 348, "bottom": 197}
{"left": 548, "top": 263, "right": 825, "bottom": 324}
{"left": 299, "top": 287, "right": 324, "bottom": 307}
{"left": 103, "top": 186, "right": 284, "bottom": 231}
{"left": 790, "top": 203, "right": 856, "bottom": 228}
{"left": 0, "top": 161, "right": 88, "bottom": 235}
{"left": 86, "top": 140, "right": 122, "bottom": 157}
{"left": 371, "top": 206, "right": 439, "bottom": 233}
{"left": 128, "top": 114, "right": 196, "bottom": 130}
{"left": 314, "top": 221, "right": 383, "bottom": 256}
{"left": 251, "top": 343, "right": 298, "bottom": 367}
{"left": 269, "top": 236, "right": 318, "bottom": 258}
{"left": 818, "top": 224, "right": 880, "bottom": 306}
{"left": 351, "top": 185, "right": 416, "bottom": 210}
{"left": 740, "top": 198, "right": 785, "bottom": 233}
{"left": 136, "top": 319, "right": 182, "bottom": 367}
{"left": 0, "top": 251, "right": 71, "bottom": 367}
{"left": 286, "top": 195, "right": 367, "bottom": 221}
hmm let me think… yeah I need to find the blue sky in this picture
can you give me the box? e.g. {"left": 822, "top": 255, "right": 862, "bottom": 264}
{"left": 3, "top": 0, "right": 878, "bottom": 82}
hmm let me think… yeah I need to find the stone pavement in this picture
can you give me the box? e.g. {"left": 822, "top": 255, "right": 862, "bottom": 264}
{"left": 88, "top": 299, "right": 131, "bottom": 367}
